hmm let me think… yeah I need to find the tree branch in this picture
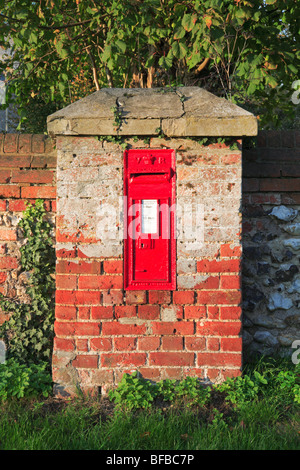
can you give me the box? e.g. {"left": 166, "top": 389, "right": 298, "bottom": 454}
{"left": 87, "top": 49, "right": 100, "bottom": 90}
{"left": 0, "top": 13, "right": 94, "bottom": 30}
{"left": 195, "top": 57, "right": 210, "bottom": 74}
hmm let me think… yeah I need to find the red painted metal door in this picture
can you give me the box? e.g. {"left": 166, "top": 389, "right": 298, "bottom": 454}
{"left": 124, "top": 149, "right": 176, "bottom": 290}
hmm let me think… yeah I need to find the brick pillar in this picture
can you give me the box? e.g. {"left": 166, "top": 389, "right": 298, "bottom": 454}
{"left": 48, "top": 87, "right": 257, "bottom": 396}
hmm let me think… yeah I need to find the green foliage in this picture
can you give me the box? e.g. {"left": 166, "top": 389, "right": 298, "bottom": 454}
{"left": 208, "top": 409, "right": 229, "bottom": 430}
{"left": 192, "top": 136, "right": 240, "bottom": 149}
{"left": 0, "top": 358, "right": 299, "bottom": 450}
{"left": 0, "top": 0, "right": 299, "bottom": 130}
{"left": 108, "top": 373, "right": 211, "bottom": 410}
{"left": 215, "top": 360, "right": 300, "bottom": 407}
{"left": 0, "top": 359, "right": 52, "bottom": 401}
{"left": 215, "top": 371, "right": 268, "bottom": 405}
{"left": 0, "top": 200, "right": 55, "bottom": 365}
{"left": 19, "top": 98, "right": 62, "bottom": 134}
{"left": 110, "top": 105, "right": 123, "bottom": 131}
{"left": 96, "top": 135, "right": 128, "bottom": 149}
{"left": 274, "top": 368, "right": 300, "bottom": 405}
{"left": 156, "top": 376, "right": 211, "bottom": 406}
{"left": 108, "top": 371, "right": 157, "bottom": 410}
{"left": 109, "top": 360, "right": 300, "bottom": 411}
{"left": 155, "top": 378, "right": 177, "bottom": 402}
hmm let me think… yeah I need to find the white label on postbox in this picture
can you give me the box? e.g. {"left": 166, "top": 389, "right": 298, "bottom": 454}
{"left": 141, "top": 199, "right": 158, "bottom": 234}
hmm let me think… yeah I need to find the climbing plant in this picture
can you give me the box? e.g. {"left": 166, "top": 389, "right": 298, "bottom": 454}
{"left": 0, "top": 200, "right": 55, "bottom": 366}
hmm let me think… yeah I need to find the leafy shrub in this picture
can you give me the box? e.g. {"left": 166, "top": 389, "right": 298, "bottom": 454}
{"left": 274, "top": 368, "right": 300, "bottom": 405}
{"left": 0, "top": 359, "right": 52, "bottom": 401}
{"left": 156, "top": 376, "right": 211, "bottom": 406}
{"left": 215, "top": 371, "right": 268, "bottom": 405}
{"left": 155, "top": 379, "right": 177, "bottom": 402}
{"left": 108, "top": 363, "right": 300, "bottom": 411}
{"left": 0, "top": 200, "right": 55, "bottom": 364}
{"left": 108, "top": 373, "right": 211, "bottom": 410}
{"left": 108, "top": 371, "right": 157, "bottom": 410}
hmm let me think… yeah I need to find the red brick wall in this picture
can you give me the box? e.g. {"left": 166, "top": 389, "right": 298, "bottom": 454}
{"left": 243, "top": 130, "right": 300, "bottom": 203}
{"left": 0, "top": 134, "right": 56, "bottom": 325}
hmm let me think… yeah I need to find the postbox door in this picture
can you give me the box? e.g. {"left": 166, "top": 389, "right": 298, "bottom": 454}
{"left": 131, "top": 197, "right": 170, "bottom": 282}
{"left": 124, "top": 150, "right": 176, "bottom": 290}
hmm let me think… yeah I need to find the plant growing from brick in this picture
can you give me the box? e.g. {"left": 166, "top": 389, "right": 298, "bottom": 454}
{"left": 0, "top": 199, "right": 55, "bottom": 365}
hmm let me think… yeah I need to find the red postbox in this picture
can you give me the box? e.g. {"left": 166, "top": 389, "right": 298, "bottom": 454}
{"left": 124, "top": 149, "right": 176, "bottom": 290}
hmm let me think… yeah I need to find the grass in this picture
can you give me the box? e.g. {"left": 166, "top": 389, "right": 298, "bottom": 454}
{"left": 0, "top": 357, "right": 299, "bottom": 450}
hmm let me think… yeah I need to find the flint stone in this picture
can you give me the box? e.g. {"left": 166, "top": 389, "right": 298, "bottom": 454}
{"left": 257, "top": 262, "right": 270, "bottom": 275}
{"left": 283, "top": 223, "right": 300, "bottom": 236}
{"left": 251, "top": 315, "right": 286, "bottom": 330}
{"left": 268, "top": 292, "right": 293, "bottom": 311}
{"left": 284, "top": 313, "right": 300, "bottom": 327}
{"left": 243, "top": 284, "right": 264, "bottom": 303}
{"left": 269, "top": 205, "right": 298, "bottom": 222}
{"left": 243, "top": 330, "right": 253, "bottom": 346}
{"left": 253, "top": 331, "right": 278, "bottom": 347}
{"left": 278, "top": 335, "right": 295, "bottom": 347}
{"left": 283, "top": 239, "right": 300, "bottom": 251}
{"left": 287, "top": 275, "right": 300, "bottom": 294}
{"left": 244, "top": 245, "right": 270, "bottom": 260}
{"left": 275, "top": 265, "right": 299, "bottom": 283}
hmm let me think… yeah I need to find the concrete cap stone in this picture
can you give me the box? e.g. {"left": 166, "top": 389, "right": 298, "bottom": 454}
{"left": 47, "top": 87, "right": 257, "bottom": 137}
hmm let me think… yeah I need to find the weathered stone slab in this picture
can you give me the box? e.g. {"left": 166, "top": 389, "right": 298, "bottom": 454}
{"left": 47, "top": 87, "right": 257, "bottom": 137}
{"left": 161, "top": 116, "right": 257, "bottom": 137}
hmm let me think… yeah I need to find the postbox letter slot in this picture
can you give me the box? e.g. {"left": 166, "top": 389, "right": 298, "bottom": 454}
{"left": 130, "top": 171, "right": 170, "bottom": 183}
